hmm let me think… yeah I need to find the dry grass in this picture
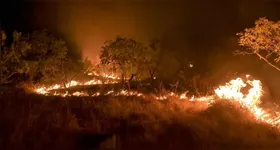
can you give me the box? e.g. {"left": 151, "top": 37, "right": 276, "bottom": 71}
{"left": 1, "top": 87, "right": 280, "bottom": 150}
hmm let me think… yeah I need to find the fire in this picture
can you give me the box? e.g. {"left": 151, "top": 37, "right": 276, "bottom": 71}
{"left": 89, "top": 71, "right": 120, "bottom": 80}
{"left": 50, "top": 90, "right": 143, "bottom": 98}
{"left": 33, "top": 72, "right": 280, "bottom": 129}
{"left": 215, "top": 78, "right": 247, "bottom": 100}
{"left": 33, "top": 71, "right": 144, "bottom": 98}
{"left": 35, "top": 75, "right": 119, "bottom": 95}
{"left": 214, "top": 75, "right": 280, "bottom": 128}
{"left": 214, "top": 76, "right": 263, "bottom": 108}
{"left": 179, "top": 92, "right": 188, "bottom": 99}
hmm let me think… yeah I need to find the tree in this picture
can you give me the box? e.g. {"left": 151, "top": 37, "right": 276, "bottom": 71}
{"left": 24, "top": 30, "right": 68, "bottom": 83}
{"left": 140, "top": 39, "right": 162, "bottom": 84}
{"left": 0, "top": 31, "right": 31, "bottom": 84}
{"left": 83, "top": 57, "right": 94, "bottom": 74}
{"left": 62, "top": 57, "right": 94, "bottom": 83}
{"left": 236, "top": 17, "right": 280, "bottom": 72}
{"left": 0, "top": 29, "right": 78, "bottom": 85}
{"left": 100, "top": 36, "right": 145, "bottom": 84}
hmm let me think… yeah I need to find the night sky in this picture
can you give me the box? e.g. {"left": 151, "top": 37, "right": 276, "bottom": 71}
{"left": 2, "top": 0, "right": 280, "bottom": 78}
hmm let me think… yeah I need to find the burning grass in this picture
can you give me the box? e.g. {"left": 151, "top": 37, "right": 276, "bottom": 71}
{"left": 1, "top": 87, "right": 280, "bottom": 149}
{"left": 1, "top": 74, "right": 280, "bottom": 149}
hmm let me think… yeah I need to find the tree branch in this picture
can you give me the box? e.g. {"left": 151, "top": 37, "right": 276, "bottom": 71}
{"left": 234, "top": 49, "right": 254, "bottom": 56}
{"left": 255, "top": 52, "right": 280, "bottom": 72}
{"left": 236, "top": 49, "right": 280, "bottom": 71}
{"left": 0, "top": 53, "right": 9, "bottom": 64}
{"left": 6, "top": 72, "right": 19, "bottom": 80}
{"left": 1, "top": 72, "right": 19, "bottom": 84}
{"left": 69, "top": 71, "right": 80, "bottom": 81}
{"left": 266, "top": 51, "right": 274, "bottom": 59}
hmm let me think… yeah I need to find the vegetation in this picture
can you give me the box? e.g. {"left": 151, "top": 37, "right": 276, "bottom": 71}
{"left": 0, "top": 31, "right": 32, "bottom": 84}
{"left": 2, "top": 16, "right": 280, "bottom": 149}
{"left": 99, "top": 36, "right": 162, "bottom": 84}
{"left": 1, "top": 30, "right": 207, "bottom": 92}
{"left": 1, "top": 88, "right": 280, "bottom": 150}
{"left": 237, "top": 17, "right": 280, "bottom": 72}
{"left": 0, "top": 30, "right": 91, "bottom": 85}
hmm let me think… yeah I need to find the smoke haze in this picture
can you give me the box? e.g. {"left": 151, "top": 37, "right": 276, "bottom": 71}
{"left": 3, "top": 0, "right": 280, "bottom": 70}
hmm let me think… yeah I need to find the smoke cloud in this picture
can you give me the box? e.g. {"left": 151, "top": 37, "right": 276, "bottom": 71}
{"left": 51, "top": 1, "right": 189, "bottom": 64}
{"left": 26, "top": 0, "right": 280, "bottom": 72}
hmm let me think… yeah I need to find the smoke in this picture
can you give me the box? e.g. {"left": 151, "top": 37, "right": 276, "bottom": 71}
{"left": 47, "top": 1, "right": 189, "bottom": 64}
{"left": 26, "top": 0, "right": 280, "bottom": 74}
{"left": 27, "top": 0, "right": 234, "bottom": 63}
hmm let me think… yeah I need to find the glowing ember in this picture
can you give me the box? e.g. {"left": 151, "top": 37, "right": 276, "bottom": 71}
{"left": 179, "top": 92, "right": 188, "bottom": 99}
{"left": 73, "top": 91, "right": 89, "bottom": 97}
{"left": 66, "top": 81, "right": 80, "bottom": 87}
{"left": 92, "top": 92, "right": 100, "bottom": 96}
{"left": 90, "top": 71, "right": 120, "bottom": 80}
{"left": 156, "top": 95, "right": 167, "bottom": 100}
{"left": 105, "top": 90, "right": 114, "bottom": 95}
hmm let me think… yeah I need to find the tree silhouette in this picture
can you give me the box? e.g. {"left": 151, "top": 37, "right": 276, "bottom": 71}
{"left": 100, "top": 36, "right": 145, "bottom": 84}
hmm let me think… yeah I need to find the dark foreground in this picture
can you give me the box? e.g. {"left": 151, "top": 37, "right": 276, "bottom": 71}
{"left": 1, "top": 88, "right": 280, "bottom": 150}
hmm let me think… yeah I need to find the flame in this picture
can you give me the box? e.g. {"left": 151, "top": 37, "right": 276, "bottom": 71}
{"left": 33, "top": 73, "right": 280, "bottom": 129}
{"left": 35, "top": 72, "right": 120, "bottom": 95}
{"left": 214, "top": 76, "right": 262, "bottom": 106}
{"left": 179, "top": 92, "right": 188, "bottom": 99}
{"left": 89, "top": 71, "right": 120, "bottom": 80}
{"left": 34, "top": 71, "right": 143, "bottom": 98}
{"left": 214, "top": 75, "right": 280, "bottom": 128}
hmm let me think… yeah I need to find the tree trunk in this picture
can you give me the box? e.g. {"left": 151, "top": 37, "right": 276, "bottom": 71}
{"left": 150, "top": 72, "right": 155, "bottom": 87}
{"left": 62, "top": 73, "right": 69, "bottom": 93}
{"left": 121, "top": 73, "right": 125, "bottom": 89}
{"left": 128, "top": 74, "right": 136, "bottom": 82}
{"left": 126, "top": 74, "right": 136, "bottom": 91}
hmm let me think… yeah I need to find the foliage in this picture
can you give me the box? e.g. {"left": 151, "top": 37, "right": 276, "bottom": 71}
{"left": 139, "top": 39, "right": 162, "bottom": 81}
{"left": 0, "top": 30, "right": 85, "bottom": 85}
{"left": 237, "top": 17, "right": 280, "bottom": 72}
{"left": 0, "top": 31, "right": 31, "bottom": 84}
{"left": 24, "top": 30, "right": 68, "bottom": 82}
{"left": 83, "top": 57, "right": 94, "bottom": 74}
{"left": 60, "top": 57, "right": 94, "bottom": 87}
{"left": 99, "top": 36, "right": 162, "bottom": 83}
{"left": 1, "top": 30, "right": 7, "bottom": 45}
{"left": 100, "top": 36, "right": 146, "bottom": 82}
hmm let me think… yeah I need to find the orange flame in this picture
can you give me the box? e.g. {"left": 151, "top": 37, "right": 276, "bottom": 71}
{"left": 214, "top": 75, "right": 280, "bottom": 128}
{"left": 33, "top": 73, "right": 280, "bottom": 128}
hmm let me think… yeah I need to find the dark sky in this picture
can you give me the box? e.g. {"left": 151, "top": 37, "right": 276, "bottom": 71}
{"left": 2, "top": 0, "right": 280, "bottom": 73}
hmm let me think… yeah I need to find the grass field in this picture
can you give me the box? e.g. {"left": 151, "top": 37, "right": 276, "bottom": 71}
{"left": 1, "top": 87, "right": 280, "bottom": 150}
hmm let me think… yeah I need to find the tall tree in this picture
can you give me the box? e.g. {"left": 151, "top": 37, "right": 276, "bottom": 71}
{"left": 0, "top": 31, "right": 31, "bottom": 84}
{"left": 0, "top": 30, "right": 80, "bottom": 85}
{"left": 24, "top": 30, "right": 68, "bottom": 83}
{"left": 236, "top": 17, "right": 280, "bottom": 72}
{"left": 99, "top": 36, "right": 145, "bottom": 84}
{"left": 140, "top": 39, "right": 162, "bottom": 84}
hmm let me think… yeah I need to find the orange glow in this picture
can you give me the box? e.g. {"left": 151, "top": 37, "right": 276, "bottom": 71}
{"left": 214, "top": 75, "right": 280, "bottom": 128}
{"left": 33, "top": 73, "right": 280, "bottom": 129}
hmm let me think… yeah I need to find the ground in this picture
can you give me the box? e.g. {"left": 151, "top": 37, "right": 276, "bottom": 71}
{"left": 1, "top": 87, "right": 280, "bottom": 150}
